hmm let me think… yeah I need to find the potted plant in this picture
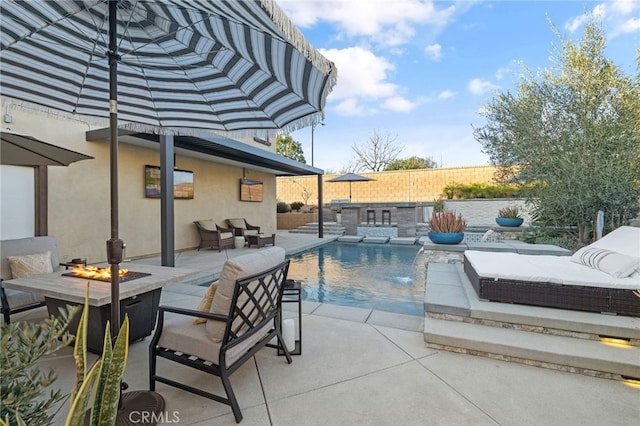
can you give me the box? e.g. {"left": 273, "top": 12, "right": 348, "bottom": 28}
{"left": 428, "top": 209, "right": 467, "bottom": 244}
{"left": 496, "top": 206, "right": 524, "bottom": 227}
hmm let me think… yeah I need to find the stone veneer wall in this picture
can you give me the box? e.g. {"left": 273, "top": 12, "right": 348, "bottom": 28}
{"left": 276, "top": 165, "right": 498, "bottom": 205}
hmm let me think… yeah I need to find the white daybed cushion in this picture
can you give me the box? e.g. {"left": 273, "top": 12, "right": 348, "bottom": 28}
{"left": 589, "top": 226, "right": 640, "bottom": 258}
{"left": 464, "top": 250, "right": 640, "bottom": 289}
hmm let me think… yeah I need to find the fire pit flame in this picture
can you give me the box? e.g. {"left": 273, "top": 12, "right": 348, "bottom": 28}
{"left": 70, "top": 264, "right": 129, "bottom": 280}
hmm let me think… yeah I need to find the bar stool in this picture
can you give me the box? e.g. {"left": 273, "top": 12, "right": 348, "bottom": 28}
{"left": 382, "top": 209, "right": 391, "bottom": 225}
{"left": 366, "top": 209, "right": 376, "bottom": 224}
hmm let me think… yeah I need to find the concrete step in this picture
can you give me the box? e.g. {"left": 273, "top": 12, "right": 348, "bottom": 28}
{"left": 424, "top": 316, "right": 640, "bottom": 379}
{"left": 424, "top": 262, "right": 640, "bottom": 380}
{"left": 288, "top": 222, "right": 346, "bottom": 235}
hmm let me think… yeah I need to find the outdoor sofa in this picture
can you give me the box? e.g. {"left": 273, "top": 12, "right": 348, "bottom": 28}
{"left": 463, "top": 226, "right": 640, "bottom": 316}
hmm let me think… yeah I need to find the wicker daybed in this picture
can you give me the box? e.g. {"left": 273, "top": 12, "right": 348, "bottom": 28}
{"left": 463, "top": 226, "right": 640, "bottom": 317}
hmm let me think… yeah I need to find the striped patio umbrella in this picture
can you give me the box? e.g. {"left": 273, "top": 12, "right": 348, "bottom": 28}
{"left": 0, "top": 1, "right": 335, "bottom": 421}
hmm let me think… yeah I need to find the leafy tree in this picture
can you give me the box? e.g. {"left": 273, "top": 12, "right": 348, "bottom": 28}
{"left": 385, "top": 156, "right": 438, "bottom": 170}
{"left": 276, "top": 134, "right": 306, "bottom": 163}
{"left": 474, "top": 18, "right": 640, "bottom": 243}
{"left": 351, "top": 130, "right": 403, "bottom": 172}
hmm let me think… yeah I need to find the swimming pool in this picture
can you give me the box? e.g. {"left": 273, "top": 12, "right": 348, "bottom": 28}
{"left": 287, "top": 242, "right": 425, "bottom": 316}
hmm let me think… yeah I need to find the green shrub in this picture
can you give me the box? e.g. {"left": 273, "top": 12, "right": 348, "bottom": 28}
{"left": 441, "top": 182, "right": 527, "bottom": 199}
{"left": 523, "top": 227, "right": 585, "bottom": 252}
{"left": 276, "top": 202, "right": 291, "bottom": 213}
{"left": 1, "top": 307, "right": 78, "bottom": 426}
{"left": 290, "top": 201, "right": 304, "bottom": 211}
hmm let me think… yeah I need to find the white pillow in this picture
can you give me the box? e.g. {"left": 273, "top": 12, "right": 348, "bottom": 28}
{"left": 570, "top": 247, "right": 640, "bottom": 278}
{"left": 7, "top": 251, "right": 54, "bottom": 278}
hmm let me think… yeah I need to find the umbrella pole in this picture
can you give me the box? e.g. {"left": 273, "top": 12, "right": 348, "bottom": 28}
{"left": 107, "top": 0, "right": 122, "bottom": 342}
{"left": 106, "top": 2, "right": 165, "bottom": 424}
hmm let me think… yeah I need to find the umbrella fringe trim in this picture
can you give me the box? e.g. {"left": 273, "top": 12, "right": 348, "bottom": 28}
{"left": 4, "top": 97, "right": 329, "bottom": 141}
{"left": 259, "top": 0, "right": 336, "bottom": 77}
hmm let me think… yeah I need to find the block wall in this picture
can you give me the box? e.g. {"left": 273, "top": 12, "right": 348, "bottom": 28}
{"left": 277, "top": 165, "right": 498, "bottom": 205}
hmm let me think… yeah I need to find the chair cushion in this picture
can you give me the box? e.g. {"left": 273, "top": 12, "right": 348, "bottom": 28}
{"left": 243, "top": 229, "right": 259, "bottom": 236}
{"left": 570, "top": 247, "right": 640, "bottom": 278}
{"left": 193, "top": 282, "right": 218, "bottom": 325}
{"left": 7, "top": 251, "right": 54, "bottom": 278}
{"left": 227, "top": 218, "right": 246, "bottom": 229}
{"left": 219, "top": 232, "right": 234, "bottom": 240}
{"left": 197, "top": 219, "right": 217, "bottom": 230}
{"left": 159, "top": 315, "right": 273, "bottom": 366}
{"left": 205, "top": 246, "right": 285, "bottom": 342}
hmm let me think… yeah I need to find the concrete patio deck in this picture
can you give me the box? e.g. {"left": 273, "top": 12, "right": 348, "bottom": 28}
{"left": 12, "top": 231, "right": 639, "bottom": 425}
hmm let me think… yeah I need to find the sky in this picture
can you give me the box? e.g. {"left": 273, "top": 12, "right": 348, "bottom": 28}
{"left": 278, "top": 0, "right": 640, "bottom": 173}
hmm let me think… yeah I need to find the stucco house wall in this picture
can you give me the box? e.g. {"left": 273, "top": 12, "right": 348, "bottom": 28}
{"left": 1, "top": 100, "right": 276, "bottom": 263}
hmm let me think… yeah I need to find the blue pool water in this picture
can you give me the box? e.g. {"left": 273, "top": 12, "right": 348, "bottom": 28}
{"left": 287, "top": 242, "right": 425, "bottom": 316}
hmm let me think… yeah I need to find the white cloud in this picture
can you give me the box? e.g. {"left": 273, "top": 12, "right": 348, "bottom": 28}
{"left": 320, "top": 47, "right": 397, "bottom": 100}
{"left": 468, "top": 78, "right": 498, "bottom": 95}
{"left": 612, "top": 0, "right": 637, "bottom": 14}
{"left": 424, "top": 43, "right": 442, "bottom": 61}
{"left": 279, "top": 0, "right": 458, "bottom": 47}
{"left": 381, "top": 96, "right": 417, "bottom": 112}
{"left": 334, "top": 98, "right": 368, "bottom": 117}
{"left": 619, "top": 17, "right": 640, "bottom": 34}
{"left": 438, "top": 90, "right": 455, "bottom": 99}
{"left": 564, "top": 1, "right": 639, "bottom": 38}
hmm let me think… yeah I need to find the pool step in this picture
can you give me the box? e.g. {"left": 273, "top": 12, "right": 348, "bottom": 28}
{"left": 424, "top": 263, "right": 640, "bottom": 379}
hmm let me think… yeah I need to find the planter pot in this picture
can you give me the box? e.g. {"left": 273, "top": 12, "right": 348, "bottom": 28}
{"left": 336, "top": 213, "right": 342, "bottom": 224}
{"left": 495, "top": 217, "right": 524, "bottom": 227}
{"left": 428, "top": 232, "right": 464, "bottom": 245}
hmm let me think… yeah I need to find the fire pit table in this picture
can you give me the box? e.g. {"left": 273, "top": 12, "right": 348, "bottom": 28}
{"left": 3, "top": 263, "right": 200, "bottom": 353}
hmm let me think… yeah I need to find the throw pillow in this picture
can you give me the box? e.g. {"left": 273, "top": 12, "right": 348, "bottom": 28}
{"left": 570, "top": 247, "right": 640, "bottom": 278}
{"left": 7, "top": 251, "right": 54, "bottom": 278}
{"left": 228, "top": 218, "right": 246, "bottom": 229}
{"left": 198, "top": 219, "right": 216, "bottom": 231}
{"left": 193, "top": 282, "right": 218, "bottom": 325}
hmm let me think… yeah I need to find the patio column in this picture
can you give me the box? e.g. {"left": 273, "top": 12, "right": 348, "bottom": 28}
{"left": 317, "top": 174, "right": 323, "bottom": 238}
{"left": 396, "top": 203, "right": 417, "bottom": 238}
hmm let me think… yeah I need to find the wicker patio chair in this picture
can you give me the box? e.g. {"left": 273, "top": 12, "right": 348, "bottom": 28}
{"left": 193, "top": 220, "right": 235, "bottom": 252}
{"left": 225, "top": 218, "right": 261, "bottom": 238}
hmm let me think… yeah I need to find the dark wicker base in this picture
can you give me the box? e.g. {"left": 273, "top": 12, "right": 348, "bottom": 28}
{"left": 463, "top": 255, "right": 640, "bottom": 317}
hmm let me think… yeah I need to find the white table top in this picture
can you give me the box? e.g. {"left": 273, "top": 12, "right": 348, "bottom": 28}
{"left": 3, "top": 263, "right": 201, "bottom": 306}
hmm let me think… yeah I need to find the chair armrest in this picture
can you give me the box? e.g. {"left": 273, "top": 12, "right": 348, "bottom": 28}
{"left": 245, "top": 221, "right": 260, "bottom": 232}
{"left": 215, "top": 224, "right": 234, "bottom": 233}
{"left": 158, "top": 305, "right": 228, "bottom": 322}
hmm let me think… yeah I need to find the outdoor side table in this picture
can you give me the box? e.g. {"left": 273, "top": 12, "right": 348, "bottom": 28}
{"left": 278, "top": 279, "right": 302, "bottom": 356}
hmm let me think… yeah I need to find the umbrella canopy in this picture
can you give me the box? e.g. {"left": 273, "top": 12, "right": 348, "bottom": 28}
{"left": 1, "top": 1, "right": 335, "bottom": 419}
{"left": 0, "top": 0, "right": 336, "bottom": 136}
{"left": 1, "top": 129, "right": 93, "bottom": 166}
{"left": 327, "top": 173, "right": 375, "bottom": 202}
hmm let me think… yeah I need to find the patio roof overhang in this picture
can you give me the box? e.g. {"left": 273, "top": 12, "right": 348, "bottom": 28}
{"left": 86, "top": 128, "right": 323, "bottom": 177}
